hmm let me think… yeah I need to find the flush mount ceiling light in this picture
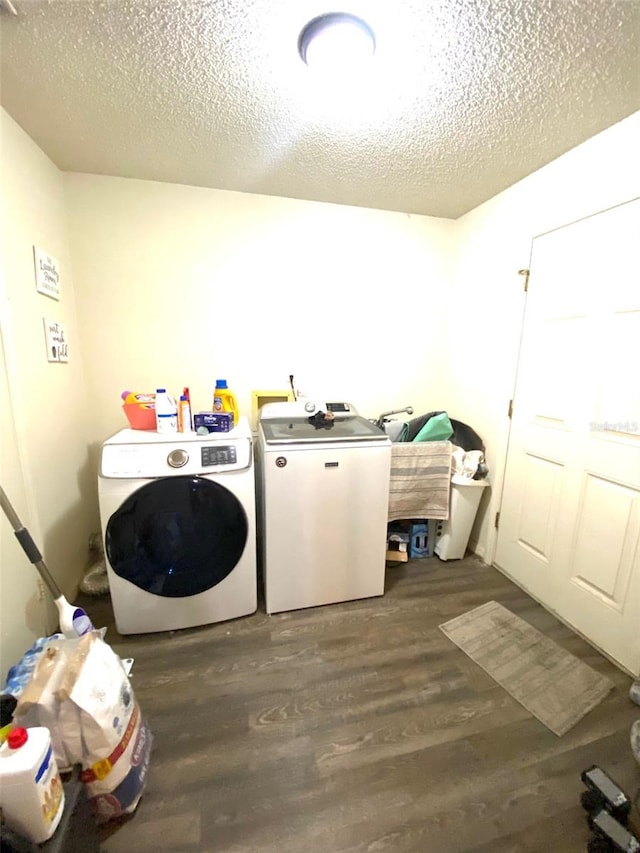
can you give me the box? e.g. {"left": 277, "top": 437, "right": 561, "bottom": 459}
{"left": 298, "top": 13, "right": 376, "bottom": 72}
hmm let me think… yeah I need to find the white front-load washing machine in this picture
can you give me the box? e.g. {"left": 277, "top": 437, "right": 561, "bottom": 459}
{"left": 98, "top": 417, "right": 256, "bottom": 634}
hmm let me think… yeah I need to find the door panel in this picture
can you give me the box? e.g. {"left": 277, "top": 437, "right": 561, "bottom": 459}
{"left": 570, "top": 474, "right": 639, "bottom": 609}
{"left": 495, "top": 199, "right": 640, "bottom": 675}
{"left": 517, "top": 453, "right": 563, "bottom": 560}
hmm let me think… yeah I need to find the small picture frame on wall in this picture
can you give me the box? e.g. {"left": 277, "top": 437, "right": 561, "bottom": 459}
{"left": 33, "top": 246, "right": 61, "bottom": 300}
{"left": 43, "top": 318, "right": 69, "bottom": 362}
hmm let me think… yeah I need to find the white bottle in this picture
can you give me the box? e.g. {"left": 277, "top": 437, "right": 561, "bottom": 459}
{"left": 0, "top": 726, "right": 65, "bottom": 844}
{"left": 155, "top": 388, "right": 177, "bottom": 433}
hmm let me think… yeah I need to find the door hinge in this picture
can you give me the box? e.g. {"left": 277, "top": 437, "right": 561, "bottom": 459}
{"left": 518, "top": 268, "right": 530, "bottom": 292}
{"left": 508, "top": 399, "right": 513, "bottom": 419}
{"left": 494, "top": 511, "right": 500, "bottom": 529}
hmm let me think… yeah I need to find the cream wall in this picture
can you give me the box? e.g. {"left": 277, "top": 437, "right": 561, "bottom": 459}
{"left": 2, "top": 103, "right": 638, "bottom": 679}
{"left": 448, "top": 110, "right": 640, "bottom": 561}
{"left": 64, "top": 174, "right": 454, "bottom": 516}
{"left": 0, "top": 110, "right": 94, "bottom": 679}
{"left": 0, "top": 329, "right": 45, "bottom": 678}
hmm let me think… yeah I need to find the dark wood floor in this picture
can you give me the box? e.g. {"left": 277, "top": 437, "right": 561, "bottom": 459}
{"left": 78, "top": 556, "right": 640, "bottom": 853}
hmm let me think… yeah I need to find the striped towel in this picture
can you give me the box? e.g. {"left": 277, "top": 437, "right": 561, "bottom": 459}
{"left": 388, "top": 441, "right": 452, "bottom": 521}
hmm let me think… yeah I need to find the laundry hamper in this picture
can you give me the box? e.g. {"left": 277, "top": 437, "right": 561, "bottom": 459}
{"left": 434, "top": 476, "right": 489, "bottom": 560}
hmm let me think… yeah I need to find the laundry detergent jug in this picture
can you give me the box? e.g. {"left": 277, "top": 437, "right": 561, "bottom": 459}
{"left": 0, "top": 726, "right": 65, "bottom": 844}
{"left": 155, "top": 388, "right": 178, "bottom": 433}
{"left": 212, "top": 380, "right": 238, "bottom": 426}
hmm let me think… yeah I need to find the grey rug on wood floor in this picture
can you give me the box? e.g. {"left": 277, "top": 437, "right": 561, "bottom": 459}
{"left": 439, "top": 600, "right": 615, "bottom": 736}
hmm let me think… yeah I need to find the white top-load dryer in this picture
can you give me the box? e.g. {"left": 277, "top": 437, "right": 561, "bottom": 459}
{"left": 98, "top": 418, "right": 256, "bottom": 634}
{"left": 256, "top": 401, "right": 391, "bottom": 614}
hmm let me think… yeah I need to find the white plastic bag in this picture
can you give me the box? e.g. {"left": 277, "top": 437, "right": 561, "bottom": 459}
{"left": 14, "top": 638, "right": 81, "bottom": 771}
{"left": 15, "top": 631, "right": 152, "bottom": 824}
{"left": 58, "top": 631, "right": 152, "bottom": 823}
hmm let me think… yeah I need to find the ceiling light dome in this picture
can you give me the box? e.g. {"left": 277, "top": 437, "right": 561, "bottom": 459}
{"left": 298, "top": 13, "right": 376, "bottom": 72}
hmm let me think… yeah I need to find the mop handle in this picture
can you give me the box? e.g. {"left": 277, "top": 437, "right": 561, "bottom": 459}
{"left": 0, "top": 484, "right": 61, "bottom": 599}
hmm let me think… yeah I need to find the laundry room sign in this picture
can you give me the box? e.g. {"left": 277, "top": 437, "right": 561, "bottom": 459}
{"left": 33, "top": 246, "right": 61, "bottom": 300}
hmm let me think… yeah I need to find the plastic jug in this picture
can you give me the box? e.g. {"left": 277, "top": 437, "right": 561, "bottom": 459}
{"left": 0, "top": 726, "right": 65, "bottom": 843}
{"left": 212, "top": 380, "right": 238, "bottom": 426}
{"left": 155, "top": 388, "right": 178, "bottom": 433}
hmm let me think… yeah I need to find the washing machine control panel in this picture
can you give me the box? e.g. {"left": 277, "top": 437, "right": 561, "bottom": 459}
{"left": 201, "top": 445, "right": 237, "bottom": 467}
{"left": 100, "top": 435, "right": 251, "bottom": 477}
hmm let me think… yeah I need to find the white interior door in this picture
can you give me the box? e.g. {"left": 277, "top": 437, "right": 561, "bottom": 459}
{"left": 495, "top": 199, "right": 640, "bottom": 676}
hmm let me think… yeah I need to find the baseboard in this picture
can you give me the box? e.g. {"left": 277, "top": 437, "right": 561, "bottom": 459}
{"left": 467, "top": 538, "right": 486, "bottom": 562}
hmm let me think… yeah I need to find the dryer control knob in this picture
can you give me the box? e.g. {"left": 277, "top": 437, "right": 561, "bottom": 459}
{"left": 167, "top": 449, "right": 188, "bottom": 468}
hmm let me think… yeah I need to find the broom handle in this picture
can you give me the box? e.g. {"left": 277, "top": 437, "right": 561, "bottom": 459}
{"left": 0, "top": 483, "right": 23, "bottom": 530}
{"left": 0, "top": 483, "right": 62, "bottom": 599}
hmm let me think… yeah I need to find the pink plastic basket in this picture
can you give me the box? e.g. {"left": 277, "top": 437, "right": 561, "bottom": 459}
{"left": 123, "top": 403, "right": 156, "bottom": 430}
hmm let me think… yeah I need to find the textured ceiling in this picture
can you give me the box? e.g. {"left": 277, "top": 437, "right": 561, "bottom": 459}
{"left": 1, "top": 0, "right": 639, "bottom": 218}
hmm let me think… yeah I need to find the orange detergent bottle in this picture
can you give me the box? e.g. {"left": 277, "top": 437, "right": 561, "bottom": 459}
{"left": 212, "top": 380, "right": 238, "bottom": 426}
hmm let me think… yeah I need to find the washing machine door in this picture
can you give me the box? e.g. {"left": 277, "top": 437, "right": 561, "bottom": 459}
{"left": 105, "top": 475, "right": 248, "bottom": 597}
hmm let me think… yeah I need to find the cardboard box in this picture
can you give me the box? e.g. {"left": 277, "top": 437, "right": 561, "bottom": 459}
{"left": 386, "top": 520, "right": 434, "bottom": 560}
{"left": 386, "top": 523, "right": 410, "bottom": 562}
{"left": 193, "top": 412, "right": 233, "bottom": 433}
